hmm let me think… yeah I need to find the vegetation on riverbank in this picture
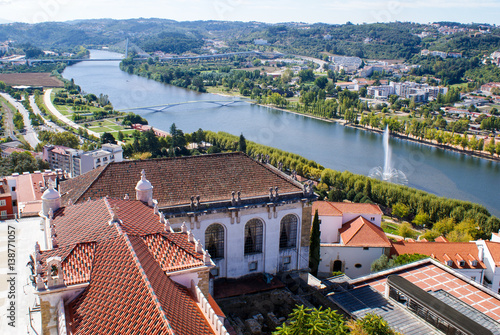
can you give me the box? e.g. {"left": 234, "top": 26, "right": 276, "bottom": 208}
{"left": 205, "top": 130, "right": 499, "bottom": 238}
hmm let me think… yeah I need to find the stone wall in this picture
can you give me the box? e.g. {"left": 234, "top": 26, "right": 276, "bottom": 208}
{"left": 198, "top": 269, "right": 210, "bottom": 297}
{"left": 301, "top": 204, "right": 312, "bottom": 247}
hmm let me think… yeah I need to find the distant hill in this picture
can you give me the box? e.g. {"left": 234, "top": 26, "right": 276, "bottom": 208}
{"left": 0, "top": 19, "right": 499, "bottom": 60}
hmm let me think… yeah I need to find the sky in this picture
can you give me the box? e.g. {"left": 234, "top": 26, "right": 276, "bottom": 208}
{"left": 0, "top": 0, "right": 499, "bottom": 25}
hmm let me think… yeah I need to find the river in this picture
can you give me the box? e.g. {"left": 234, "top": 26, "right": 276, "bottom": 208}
{"left": 62, "top": 50, "right": 500, "bottom": 218}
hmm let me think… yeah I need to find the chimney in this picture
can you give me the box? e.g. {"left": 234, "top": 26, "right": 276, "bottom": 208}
{"left": 478, "top": 245, "right": 484, "bottom": 262}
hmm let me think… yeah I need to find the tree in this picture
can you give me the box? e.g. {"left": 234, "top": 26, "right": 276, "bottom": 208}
{"left": 348, "top": 313, "right": 402, "bottom": 335}
{"left": 117, "top": 131, "right": 125, "bottom": 142}
{"left": 314, "top": 76, "right": 328, "bottom": 89}
{"left": 309, "top": 209, "right": 321, "bottom": 277}
{"left": 391, "top": 203, "right": 409, "bottom": 220}
{"left": 274, "top": 306, "right": 348, "bottom": 335}
{"left": 8, "top": 151, "right": 48, "bottom": 174}
{"left": 238, "top": 133, "right": 247, "bottom": 153}
{"left": 398, "top": 222, "right": 413, "bottom": 238}
{"left": 412, "top": 212, "right": 430, "bottom": 227}
{"left": 101, "top": 132, "right": 117, "bottom": 145}
{"left": 486, "top": 138, "right": 496, "bottom": 156}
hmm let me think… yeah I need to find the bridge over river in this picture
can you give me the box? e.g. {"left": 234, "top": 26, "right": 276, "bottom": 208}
{"left": 118, "top": 99, "right": 252, "bottom": 113}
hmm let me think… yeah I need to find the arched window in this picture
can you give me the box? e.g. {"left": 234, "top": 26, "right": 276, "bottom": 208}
{"left": 205, "top": 224, "right": 224, "bottom": 259}
{"left": 280, "top": 214, "right": 298, "bottom": 250}
{"left": 244, "top": 219, "right": 264, "bottom": 255}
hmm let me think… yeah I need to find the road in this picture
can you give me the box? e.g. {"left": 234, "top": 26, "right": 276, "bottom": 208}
{"left": 29, "top": 95, "right": 66, "bottom": 134}
{"left": 0, "top": 93, "right": 40, "bottom": 148}
{"left": 0, "top": 98, "right": 18, "bottom": 142}
{"left": 43, "top": 89, "right": 100, "bottom": 138}
{"left": 294, "top": 55, "right": 328, "bottom": 72}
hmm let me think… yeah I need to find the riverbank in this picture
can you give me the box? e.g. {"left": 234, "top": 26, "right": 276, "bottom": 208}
{"left": 210, "top": 91, "right": 500, "bottom": 163}
{"left": 346, "top": 123, "right": 500, "bottom": 163}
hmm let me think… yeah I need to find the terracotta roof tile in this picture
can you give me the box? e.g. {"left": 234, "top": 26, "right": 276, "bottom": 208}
{"left": 353, "top": 261, "right": 500, "bottom": 322}
{"left": 60, "top": 152, "right": 303, "bottom": 207}
{"left": 339, "top": 216, "right": 391, "bottom": 247}
{"left": 313, "top": 201, "right": 382, "bottom": 216}
{"left": 485, "top": 241, "right": 500, "bottom": 266}
{"left": 128, "top": 234, "right": 213, "bottom": 335}
{"left": 312, "top": 201, "right": 342, "bottom": 216}
{"left": 390, "top": 241, "right": 486, "bottom": 269}
{"left": 44, "top": 198, "right": 216, "bottom": 334}
{"left": 141, "top": 233, "right": 205, "bottom": 272}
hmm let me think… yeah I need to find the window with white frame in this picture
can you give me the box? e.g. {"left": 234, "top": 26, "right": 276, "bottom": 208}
{"left": 0, "top": 200, "right": 6, "bottom": 206}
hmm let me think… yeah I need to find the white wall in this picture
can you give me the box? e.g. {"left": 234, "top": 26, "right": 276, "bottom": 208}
{"left": 318, "top": 245, "right": 386, "bottom": 279}
{"left": 168, "top": 203, "right": 305, "bottom": 279}
{"left": 170, "top": 270, "right": 202, "bottom": 288}
{"left": 477, "top": 240, "right": 500, "bottom": 294}
{"left": 318, "top": 215, "right": 342, "bottom": 243}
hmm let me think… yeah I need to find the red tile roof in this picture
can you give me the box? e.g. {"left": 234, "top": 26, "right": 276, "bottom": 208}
{"left": 352, "top": 260, "right": 500, "bottom": 322}
{"left": 313, "top": 201, "right": 382, "bottom": 217}
{"left": 434, "top": 236, "right": 449, "bottom": 242}
{"left": 485, "top": 241, "right": 500, "bottom": 266}
{"left": 339, "top": 216, "right": 391, "bottom": 247}
{"left": 43, "top": 198, "right": 215, "bottom": 334}
{"left": 390, "top": 241, "right": 486, "bottom": 270}
{"left": 313, "top": 201, "right": 342, "bottom": 216}
{"left": 60, "top": 153, "right": 304, "bottom": 208}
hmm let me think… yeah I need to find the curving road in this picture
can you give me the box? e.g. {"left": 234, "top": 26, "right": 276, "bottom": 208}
{"left": 29, "top": 95, "right": 66, "bottom": 134}
{"left": 43, "top": 89, "right": 100, "bottom": 138}
{"left": 0, "top": 92, "right": 40, "bottom": 148}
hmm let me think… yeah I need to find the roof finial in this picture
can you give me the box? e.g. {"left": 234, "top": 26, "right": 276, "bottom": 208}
{"left": 141, "top": 169, "right": 147, "bottom": 181}
{"left": 187, "top": 230, "right": 195, "bottom": 243}
{"left": 164, "top": 219, "right": 173, "bottom": 233}
{"left": 181, "top": 222, "right": 188, "bottom": 233}
{"left": 195, "top": 239, "right": 203, "bottom": 254}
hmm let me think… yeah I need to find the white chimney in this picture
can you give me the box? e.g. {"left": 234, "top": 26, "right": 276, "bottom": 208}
{"left": 478, "top": 245, "right": 484, "bottom": 262}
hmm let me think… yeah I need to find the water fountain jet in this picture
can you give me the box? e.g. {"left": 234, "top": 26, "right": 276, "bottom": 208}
{"left": 369, "top": 125, "right": 408, "bottom": 184}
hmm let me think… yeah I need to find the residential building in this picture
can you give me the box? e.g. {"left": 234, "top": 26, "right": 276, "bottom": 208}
{"left": 476, "top": 232, "right": 500, "bottom": 294}
{"left": 326, "top": 259, "right": 500, "bottom": 334}
{"left": 132, "top": 123, "right": 170, "bottom": 138}
{"left": 4, "top": 170, "right": 65, "bottom": 217}
{"left": 390, "top": 240, "right": 486, "bottom": 284}
{"left": 59, "top": 152, "right": 316, "bottom": 279}
{"left": 43, "top": 144, "right": 123, "bottom": 177}
{"left": 34, "top": 184, "right": 227, "bottom": 335}
{"left": 367, "top": 85, "right": 395, "bottom": 99}
{"left": 0, "top": 178, "right": 14, "bottom": 219}
{"left": 481, "top": 82, "right": 500, "bottom": 94}
{"left": 312, "top": 201, "right": 389, "bottom": 278}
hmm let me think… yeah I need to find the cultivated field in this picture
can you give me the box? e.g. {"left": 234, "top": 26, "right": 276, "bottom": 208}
{"left": 0, "top": 73, "right": 64, "bottom": 87}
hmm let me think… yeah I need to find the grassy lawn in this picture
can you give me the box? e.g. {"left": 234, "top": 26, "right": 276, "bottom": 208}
{"left": 107, "top": 125, "right": 124, "bottom": 130}
{"left": 382, "top": 220, "right": 420, "bottom": 239}
{"left": 88, "top": 126, "right": 114, "bottom": 132}
{"left": 381, "top": 222, "right": 399, "bottom": 235}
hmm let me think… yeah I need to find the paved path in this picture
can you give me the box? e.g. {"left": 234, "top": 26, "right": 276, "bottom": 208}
{"left": 0, "top": 93, "right": 40, "bottom": 148}
{"left": 0, "top": 217, "right": 44, "bottom": 334}
{"left": 43, "top": 89, "right": 100, "bottom": 138}
{"left": 29, "top": 95, "right": 66, "bottom": 134}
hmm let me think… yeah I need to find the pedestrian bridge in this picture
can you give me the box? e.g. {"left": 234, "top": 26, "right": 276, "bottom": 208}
{"left": 118, "top": 99, "right": 251, "bottom": 113}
